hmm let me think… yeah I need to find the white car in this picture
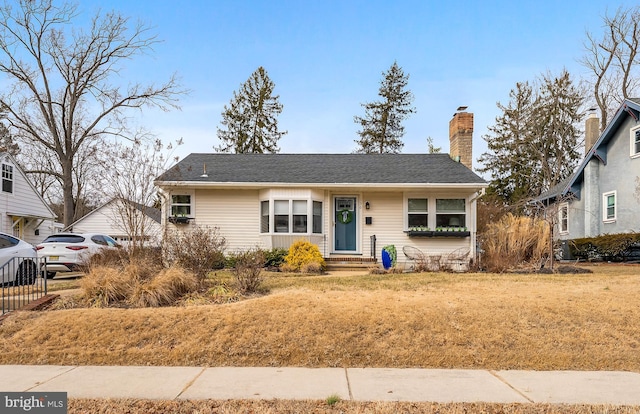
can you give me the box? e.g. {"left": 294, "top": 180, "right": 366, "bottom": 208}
{"left": 36, "top": 233, "right": 120, "bottom": 278}
{"left": 0, "top": 232, "right": 38, "bottom": 286}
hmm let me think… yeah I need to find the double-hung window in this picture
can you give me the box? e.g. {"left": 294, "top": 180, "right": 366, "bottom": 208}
{"left": 407, "top": 198, "right": 428, "bottom": 228}
{"left": 631, "top": 127, "right": 640, "bottom": 157}
{"left": 263, "top": 199, "right": 323, "bottom": 234}
{"left": 436, "top": 199, "right": 466, "bottom": 228}
{"left": 260, "top": 201, "right": 269, "bottom": 233}
{"left": 2, "top": 163, "right": 13, "bottom": 194}
{"left": 313, "top": 201, "right": 323, "bottom": 234}
{"left": 171, "top": 195, "right": 192, "bottom": 216}
{"left": 603, "top": 191, "right": 616, "bottom": 222}
{"left": 274, "top": 200, "right": 290, "bottom": 233}
{"left": 558, "top": 203, "right": 568, "bottom": 234}
{"left": 292, "top": 200, "right": 308, "bottom": 233}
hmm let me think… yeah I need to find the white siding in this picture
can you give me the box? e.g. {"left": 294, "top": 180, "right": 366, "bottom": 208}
{"left": 161, "top": 186, "right": 481, "bottom": 266}
{"left": 342, "top": 190, "right": 477, "bottom": 267}
{"left": 0, "top": 154, "right": 56, "bottom": 244}
{"left": 72, "top": 201, "right": 161, "bottom": 246}
{"left": 191, "top": 189, "right": 262, "bottom": 252}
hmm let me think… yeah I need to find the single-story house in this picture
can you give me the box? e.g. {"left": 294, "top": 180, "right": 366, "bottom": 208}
{"left": 155, "top": 110, "right": 487, "bottom": 267}
{"left": 537, "top": 99, "right": 640, "bottom": 250}
{"left": 67, "top": 198, "right": 162, "bottom": 247}
{"left": 0, "top": 152, "right": 58, "bottom": 244}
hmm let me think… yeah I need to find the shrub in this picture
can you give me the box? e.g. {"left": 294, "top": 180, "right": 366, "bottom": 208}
{"left": 279, "top": 262, "right": 297, "bottom": 273}
{"left": 80, "top": 266, "right": 136, "bottom": 307}
{"left": 79, "top": 247, "right": 129, "bottom": 272}
{"left": 480, "top": 213, "right": 550, "bottom": 272}
{"left": 570, "top": 233, "right": 640, "bottom": 261}
{"left": 232, "top": 248, "right": 265, "bottom": 294}
{"left": 264, "top": 248, "right": 288, "bottom": 268}
{"left": 284, "top": 240, "right": 326, "bottom": 272}
{"left": 81, "top": 262, "right": 199, "bottom": 308}
{"left": 129, "top": 266, "right": 199, "bottom": 307}
{"left": 300, "top": 261, "right": 323, "bottom": 274}
{"left": 163, "top": 225, "right": 226, "bottom": 282}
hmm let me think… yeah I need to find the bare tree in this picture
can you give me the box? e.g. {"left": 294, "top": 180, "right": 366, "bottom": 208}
{"left": 581, "top": 6, "right": 640, "bottom": 131}
{"left": 0, "top": 0, "right": 184, "bottom": 226}
{"left": 107, "top": 138, "right": 182, "bottom": 253}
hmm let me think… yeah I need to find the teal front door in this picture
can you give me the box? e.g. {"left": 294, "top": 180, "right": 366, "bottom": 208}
{"left": 335, "top": 197, "right": 356, "bottom": 251}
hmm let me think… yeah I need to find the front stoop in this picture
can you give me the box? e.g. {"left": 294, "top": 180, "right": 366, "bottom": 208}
{"left": 325, "top": 257, "right": 378, "bottom": 271}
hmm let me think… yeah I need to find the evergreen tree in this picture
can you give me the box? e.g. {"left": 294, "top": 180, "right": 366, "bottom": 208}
{"left": 216, "top": 67, "right": 286, "bottom": 153}
{"left": 354, "top": 62, "right": 415, "bottom": 153}
{"left": 478, "top": 70, "right": 584, "bottom": 205}
{"left": 426, "top": 136, "right": 441, "bottom": 153}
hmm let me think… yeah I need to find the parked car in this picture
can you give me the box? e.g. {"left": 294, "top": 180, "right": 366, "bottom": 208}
{"left": 36, "top": 233, "right": 120, "bottom": 278}
{"left": 0, "top": 232, "right": 38, "bottom": 286}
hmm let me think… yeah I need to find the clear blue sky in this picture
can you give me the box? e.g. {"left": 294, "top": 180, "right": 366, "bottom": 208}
{"left": 80, "top": 0, "right": 629, "bottom": 172}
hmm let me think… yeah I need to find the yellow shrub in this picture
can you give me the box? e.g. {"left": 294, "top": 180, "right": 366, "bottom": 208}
{"left": 284, "top": 240, "right": 326, "bottom": 272}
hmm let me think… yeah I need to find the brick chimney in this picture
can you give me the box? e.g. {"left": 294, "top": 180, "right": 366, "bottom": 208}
{"left": 449, "top": 107, "right": 473, "bottom": 169}
{"left": 585, "top": 109, "right": 599, "bottom": 156}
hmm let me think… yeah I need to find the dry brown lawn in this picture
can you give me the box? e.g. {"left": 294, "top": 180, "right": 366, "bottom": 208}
{"left": 1, "top": 263, "right": 639, "bottom": 370}
{"left": 2, "top": 264, "right": 640, "bottom": 413}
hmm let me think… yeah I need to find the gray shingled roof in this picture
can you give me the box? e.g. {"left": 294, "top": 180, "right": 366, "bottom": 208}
{"left": 156, "top": 153, "right": 486, "bottom": 185}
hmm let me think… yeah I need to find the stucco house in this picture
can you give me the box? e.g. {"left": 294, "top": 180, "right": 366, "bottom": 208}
{"left": 155, "top": 110, "right": 487, "bottom": 267}
{"left": 538, "top": 99, "right": 640, "bottom": 249}
{"left": 67, "top": 198, "right": 162, "bottom": 247}
{"left": 0, "top": 152, "right": 58, "bottom": 244}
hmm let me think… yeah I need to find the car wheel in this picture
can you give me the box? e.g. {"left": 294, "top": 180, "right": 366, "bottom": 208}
{"left": 45, "top": 271, "right": 57, "bottom": 279}
{"left": 16, "top": 261, "right": 37, "bottom": 285}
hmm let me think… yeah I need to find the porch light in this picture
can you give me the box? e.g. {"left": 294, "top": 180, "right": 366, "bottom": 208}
{"left": 365, "top": 201, "right": 370, "bottom": 210}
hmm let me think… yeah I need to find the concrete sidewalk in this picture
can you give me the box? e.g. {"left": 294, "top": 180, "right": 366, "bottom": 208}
{"left": 0, "top": 365, "right": 639, "bottom": 405}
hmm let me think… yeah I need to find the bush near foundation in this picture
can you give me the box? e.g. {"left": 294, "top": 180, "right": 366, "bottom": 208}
{"left": 569, "top": 233, "right": 640, "bottom": 261}
{"left": 232, "top": 248, "right": 265, "bottom": 294}
{"left": 163, "top": 225, "right": 226, "bottom": 282}
{"left": 284, "top": 240, "right": 326, "bottom": 273}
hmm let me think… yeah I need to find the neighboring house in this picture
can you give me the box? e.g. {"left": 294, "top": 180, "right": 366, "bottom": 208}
{"left": 67, "top": 198, "right": 162, "bottom": 247}
{"left": 0, "top": 152, "right": 58, "bottom": 245}
{"left": 155, "top": 110, "right": 487, "bottom": 267}
{"left": 538, "top": 98, "right": 640, "bottom": 249}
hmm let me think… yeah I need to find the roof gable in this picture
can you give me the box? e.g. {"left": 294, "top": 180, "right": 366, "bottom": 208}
{"left": 543, "top": 99, "right": 640, "bottom": 201}
{"left": 68, "top": 198, "right": 161, "bottom": 230}
{"left": 156, "top": 153, "right": 487, "bottom": 186}
{"left": 0, "top": 152, "right": 56, "bottom": 219}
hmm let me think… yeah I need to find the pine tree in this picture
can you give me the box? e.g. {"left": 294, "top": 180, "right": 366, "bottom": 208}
{"left": 354, "top": 62, "right": 415, "bottom": 153}
{"left": 216, "top": 67, "right": 286, "bottom": 153}
{"left": 478, "top": 70, "right": 584, "bottom": 205}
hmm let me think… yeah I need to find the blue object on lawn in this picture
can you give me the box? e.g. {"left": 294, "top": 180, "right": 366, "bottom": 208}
{"left": 381, "top": 249, "right": 392, "bottom": 269}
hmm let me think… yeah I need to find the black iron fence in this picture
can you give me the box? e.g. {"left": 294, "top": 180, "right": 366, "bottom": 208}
{"left": 1, "top": 257, "right": 48, "bottom": 315}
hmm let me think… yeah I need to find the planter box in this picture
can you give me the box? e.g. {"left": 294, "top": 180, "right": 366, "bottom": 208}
{"left": 405, "top": 230, "right": 470, "bottom": 238}
{"left": 168, "top": 216, "right": 192, "bottom": 224}
{"left": 404, "top": 231, "right": 433, "bottom": 237}
{"left": 433, "top": 231, "right": 470, "bottom": 237}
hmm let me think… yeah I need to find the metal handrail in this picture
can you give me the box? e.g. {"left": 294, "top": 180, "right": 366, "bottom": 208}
{"left": 1, "top": 256, "right": 48, "bottom": 315}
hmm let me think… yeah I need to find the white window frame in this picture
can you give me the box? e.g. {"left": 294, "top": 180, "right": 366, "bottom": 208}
{"left": 1, "top": 163, "right": 13, "bottom": 194}
{"left": 602, "top": 191, "right": 616, "bottom": 223}
{"left": 435, "top": 198, "right": 466, "bottom": 228}
{"left": 261, "top": 198, "right": 323, "bottom": 235}
{"left": 170, "top": 193, "right": 194, "bottom": 217}
{"left": 407, "top": 197, "right": 428, "bottom": 229}
{"left": 558, "top": 202, "right": 569, "bottom": 234}
{"left": 631, "top": 125, "right": 640, "bottom": 158}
